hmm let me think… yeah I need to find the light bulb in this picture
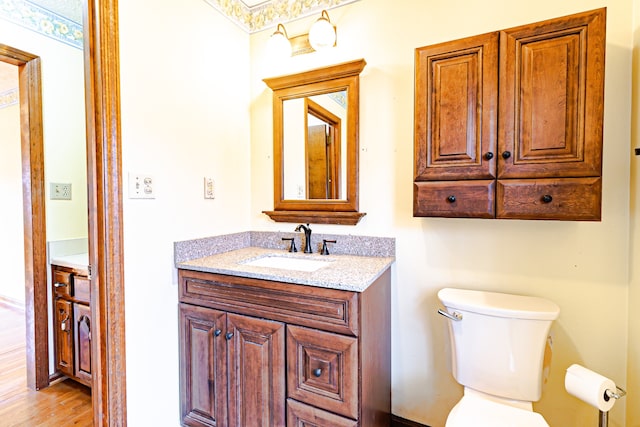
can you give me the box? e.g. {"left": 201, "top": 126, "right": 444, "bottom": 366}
{"left": 269, "top": 24, "right": 291, "bottom": 58}
{"left": 308, "top": 11, "right": 336, "bottom": 52}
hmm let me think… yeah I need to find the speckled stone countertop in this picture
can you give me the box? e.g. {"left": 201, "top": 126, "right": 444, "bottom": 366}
{"left": 175, "top": 231, "right": 395, "bottom": 292}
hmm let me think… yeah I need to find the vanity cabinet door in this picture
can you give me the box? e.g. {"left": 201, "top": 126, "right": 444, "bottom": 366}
{"left": 226, "top": 313, "right": 285, "bottom": 427}
{"left": 74, "top": 303, "right": 92, "bottom": 386}
{"left": 179, "top": 304, "right": 227, "bottom": 427}
{"left": 54, "top": 298, "right": 74, "bottom": 377}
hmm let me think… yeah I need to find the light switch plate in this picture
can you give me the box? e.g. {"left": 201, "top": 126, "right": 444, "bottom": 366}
{"left": 204, "top": 177, "right": 215, "bottom": 199}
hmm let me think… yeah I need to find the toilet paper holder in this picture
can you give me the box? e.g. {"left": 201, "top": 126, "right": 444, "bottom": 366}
{"left": 600, "top": 385, "right": 627, "bottom": 427}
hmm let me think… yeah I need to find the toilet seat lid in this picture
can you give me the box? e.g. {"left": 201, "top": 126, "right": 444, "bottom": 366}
{"left": 446, "top": 394, "right": 550, "bottom": 427}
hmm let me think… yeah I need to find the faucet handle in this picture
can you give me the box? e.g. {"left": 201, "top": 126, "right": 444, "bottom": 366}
{"left": 321, "top": 239, "right": 337, "bottom": 255}
{"left": 281, "top": 237, "right": 297, "bottom": 252}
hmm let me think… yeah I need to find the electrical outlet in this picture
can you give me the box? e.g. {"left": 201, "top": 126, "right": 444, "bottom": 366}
{"left": 128, "top": 173, "right": 155, "bottom": 199}
{"left": 204, "top": 177, "right": 215, "bottom": 199}
{"left": 50, "top": 183, "right": 72, "bottom": 200}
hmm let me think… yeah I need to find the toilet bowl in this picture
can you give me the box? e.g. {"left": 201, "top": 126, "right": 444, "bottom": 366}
{"left": 445, "top": 389, "right": 550, "bottom": 427}
{"left": 437, "top": 288, "right": 560, "bottom": 427}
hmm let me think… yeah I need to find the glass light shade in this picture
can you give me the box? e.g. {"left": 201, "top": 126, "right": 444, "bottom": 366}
{"left": 308, "top": 14, "right": 336, "bottom": 51}
{"left": 269, "top": 25, "right": 292, "bottom": 58}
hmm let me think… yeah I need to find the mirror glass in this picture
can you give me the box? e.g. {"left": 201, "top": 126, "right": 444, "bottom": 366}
{"left": 263, "top": 59, "right": 366, "bottom": 225}
{"left": 282, "top": 90, "right": 347, "bottom": 200}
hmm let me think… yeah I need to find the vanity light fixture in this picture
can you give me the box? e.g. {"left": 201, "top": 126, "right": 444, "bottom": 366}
{"left": 308, "top": 10, "right": 337, "bottom": 51}
{"left": 270, "top": 10, "right": 337, "bottom": 57}
{"left": 269, "top": 23, "right": 292, "bottom": 58}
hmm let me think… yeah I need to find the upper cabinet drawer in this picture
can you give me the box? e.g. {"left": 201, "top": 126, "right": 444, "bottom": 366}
{"left": 179, "top": 270, "right": 359, "bottom": 336}
{"left": 414, "top": 180, "right": 496, "bottom": 218}
{"left": 496, "top": 177, "right": 602, "bottom": 220}
{"left": 287, "top": 325, "right": 358, "bottom": 420}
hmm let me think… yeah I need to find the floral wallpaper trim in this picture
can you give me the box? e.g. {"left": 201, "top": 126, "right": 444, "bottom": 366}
{"left": 0, "top": 88, "right": 19, "bottom": 110}
{"left": 0, "top": 0, "right": 83, "bottom": 49}
{"left": 203, "top": 0, "right": 360, "bottom": 33}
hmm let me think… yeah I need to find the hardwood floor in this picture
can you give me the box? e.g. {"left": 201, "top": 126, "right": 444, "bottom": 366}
{"left": 0, "top": 305, "right": 92, "bottom": 427}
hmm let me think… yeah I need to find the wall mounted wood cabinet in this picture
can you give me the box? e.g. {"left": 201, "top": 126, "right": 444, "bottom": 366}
{"left": 51, "top": 265, "right": 92, "bottom": 387}
{"left": 178, "top": 268, "right": 390, "bottom": 427}
{"left": 414, "top": 8, "right": 606, "bottom": 220}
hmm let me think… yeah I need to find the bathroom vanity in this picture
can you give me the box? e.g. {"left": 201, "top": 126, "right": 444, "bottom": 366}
{"left": 50, "top": 254, "right": 92, "bottom": 387}
{"left": 175, "top": 232, "right": 394, "bottom": 427}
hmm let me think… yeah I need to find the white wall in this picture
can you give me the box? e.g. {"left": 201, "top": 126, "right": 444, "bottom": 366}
{"left": 0, "top": 20, "right": 87, "bottom": 303}
{"left": 118, "top": 0, "right": 251, "bottom": 424}
{"left": 249, "top": 1, "right": 633, "bottom": 426}
{"left": 0, "top": 89, "right": 25, "bottom": 303}
{"left": 627, "top": 1, "right": 640, "bottom": 425}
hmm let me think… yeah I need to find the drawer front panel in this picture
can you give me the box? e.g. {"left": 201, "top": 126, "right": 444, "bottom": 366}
{"left": 180, "top": 271, "right": 359, "bottom": 336}
{"left": 53, "top": 270, "right": 72, "bottom": 297}
{"left": 73, "top": 276, "right": 90, "bottom": 304}
{"left": 286, "top": 399, "right": 358, "bottom": 427}
{"left": 287, "top": 325, "right": 358, "bottom": 419}
{"left": 414, "top": 180, "right": 496, "bottom": 218}
{"left": 497, "top": 177, "right": 601, "bottom": 220}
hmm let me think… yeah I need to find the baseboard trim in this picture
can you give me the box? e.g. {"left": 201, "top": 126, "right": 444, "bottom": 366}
{"left": 392, "top": 414, "right": 431, "bottom": 427}
{"left": 0, "top": 295, "right": 25, "bottom": 312}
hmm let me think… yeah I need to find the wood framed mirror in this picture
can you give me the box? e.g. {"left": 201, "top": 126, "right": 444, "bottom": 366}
{"left": 263, "top": 59, "right": 366, "bottom": 225}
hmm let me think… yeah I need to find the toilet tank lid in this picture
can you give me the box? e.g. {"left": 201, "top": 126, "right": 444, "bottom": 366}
{"left": 438, "top": 288, "right": 560, "bottom": 320}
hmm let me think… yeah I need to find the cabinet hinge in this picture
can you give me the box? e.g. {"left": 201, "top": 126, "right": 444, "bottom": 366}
{"left": 88, "top": 264, "right": 92, "bottom": 280}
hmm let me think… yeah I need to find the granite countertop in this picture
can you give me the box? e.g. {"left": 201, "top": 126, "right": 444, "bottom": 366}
{"left": 50, "top": 253, "right": 89, "bottom": 272}
{"left": 175, "top": 231, "right": 395, "bottom": 292}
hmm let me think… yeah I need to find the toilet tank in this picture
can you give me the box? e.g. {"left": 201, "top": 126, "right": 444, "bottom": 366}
{"left": 438, "top": 288, "right": 560, "bottom": 402}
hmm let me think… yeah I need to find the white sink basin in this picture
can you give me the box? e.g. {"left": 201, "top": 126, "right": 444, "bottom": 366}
{"left": 242, "top": 256, "right": 332, "bottom": 272}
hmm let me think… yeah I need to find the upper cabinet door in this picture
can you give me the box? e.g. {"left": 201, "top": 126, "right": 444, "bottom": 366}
{"left": 415, "top": 32, "right": 499, "bottom": 181}
{"left": 498, "top": 8, "right": 606, "bottom": 179}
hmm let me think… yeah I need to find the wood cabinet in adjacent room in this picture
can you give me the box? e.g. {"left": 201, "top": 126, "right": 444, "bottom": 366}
{"left": 51, "top": 265, "right": 92, "bottom": 387}
{"left": 414, "top": 8, "right": 606, "bottom": 220}
{"left": 178, "top": 268, "right": 391, "bottom": 427}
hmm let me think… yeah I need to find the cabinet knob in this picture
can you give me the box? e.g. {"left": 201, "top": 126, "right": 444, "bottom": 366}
{"left": 502, "top": 151, "right": 511, "bottom": 159}
{"left": 541, "top": 194, "right": 553, "bottom": 203}
{"left": 54, "top": 282, "right": 67, "bottom": 288}
{"left": 447, "top": 195, "right": 456, "bottom": 203}
{"left": 225, "top": 332, "right": 234, "bottom": 340}
{"left": 312, "top": 368, "right": 322, "bottom": 378}
{"left": 484, "top": 152, "right": 494, "bottom": 160}
{"left": 214, "top": 329, "right": 222, "bottom": 337}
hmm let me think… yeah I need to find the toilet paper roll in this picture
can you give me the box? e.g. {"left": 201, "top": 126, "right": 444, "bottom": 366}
{"left": 565, "top": 364, "right": 617, "bottom": 412}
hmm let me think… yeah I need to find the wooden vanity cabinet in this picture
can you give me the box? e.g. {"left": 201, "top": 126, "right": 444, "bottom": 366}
{"left": 178, "top": 268, "right": 391, "bottom": 427}
{"left": 51, "top": 265, "right": 92, "bottom": 387}
{"left": 414, "top": 8, "right": 605, "bottom": 220}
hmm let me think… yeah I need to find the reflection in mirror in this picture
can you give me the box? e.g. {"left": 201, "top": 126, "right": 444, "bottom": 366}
{"left": 283, "top": 91, "right": 346, "bottom": 200}
{"left": 263, "top": 59, "right": 366, "bottom": 225}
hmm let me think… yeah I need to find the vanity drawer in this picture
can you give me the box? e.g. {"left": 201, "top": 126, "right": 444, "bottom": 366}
{"left": 286, "top": 325, "right": 358, "bottom": 419}
{"left": 287, "top": 399, "right": 358, "bottom": 427}
{"left": 73, "top": 276, "right": 90, "bottom": 304}
{"left": 53, "top": 270, "right": 72, "bottom": 297}
{"left": 414, "top": 180, "right": 496, "bottom": 218}
{"left": 496, "top": 177, "right": 601, "bottom": 220}
{"left": 179, "top": 270, "right": 359, "bottom": 336}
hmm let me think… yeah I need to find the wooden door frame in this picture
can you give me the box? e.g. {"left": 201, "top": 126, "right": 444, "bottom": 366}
{"left": 2, "top": 0, "right": 126, "bottom": 424}
{"left": 0, "top": 44, "right": 49, "bottom": 391}
{"left": 84, "top": 0, "right": 127, "bottom": 425}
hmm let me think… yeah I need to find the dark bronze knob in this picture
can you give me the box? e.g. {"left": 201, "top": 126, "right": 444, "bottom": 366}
{"left": 502, "top": 151, "right": 511, "bottom": 159}
{"left": 542, "top": 194, "right": 553, "bottom": 203}
{"left": 484, "top": 152, "right": 494, "bottom": 160}
{"left": 214, "top": 329, "right": 222, "bottom": 337}
{"left": 313, "top": 368, "right": 322, "bottom": 377}
{"left": 225, "top": 332, "right": 234, "bottom": 340}
{"left": 447, "top": 195, "right": 456, "bottom": 203}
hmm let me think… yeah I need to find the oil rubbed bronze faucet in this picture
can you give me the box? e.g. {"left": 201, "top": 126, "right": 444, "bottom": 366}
{"left": 294, "top": 223, "right": 313, "bottom": 253}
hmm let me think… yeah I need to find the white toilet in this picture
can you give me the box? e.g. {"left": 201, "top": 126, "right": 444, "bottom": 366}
{"left": 437, "top": 288, "right": 560, "bottom": 427}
